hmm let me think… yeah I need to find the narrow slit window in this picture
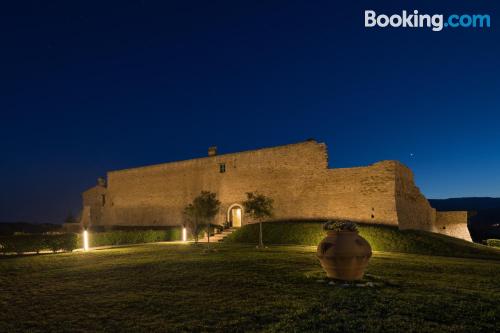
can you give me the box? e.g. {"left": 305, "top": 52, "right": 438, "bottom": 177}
{"left": 219, "top": 163, "right": 226, "bottom": 173}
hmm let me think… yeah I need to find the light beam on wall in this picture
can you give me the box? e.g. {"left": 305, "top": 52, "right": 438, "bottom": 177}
{"left": 182, "top": 227, "right": 187, "bottom": 242}
{"left": 83, "top": 230, "right": 89, "bottom": 251}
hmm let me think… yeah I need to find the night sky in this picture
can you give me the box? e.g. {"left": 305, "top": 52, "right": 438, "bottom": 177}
{"left": 1, "top": 1, "right": 499, "bottom": 223}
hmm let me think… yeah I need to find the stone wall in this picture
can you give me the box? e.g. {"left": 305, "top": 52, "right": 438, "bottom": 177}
{"left": 318, "top": 162, "right": 399, "bottom": 225}
{"left": 82, "top": 183, "right": 106, "bottom": 228}
{"left": 80, "top": 140, "right": 471, "bottom": 242}
{"left": 434, "top": 211, "right": 471, "bottom": 241}
{"left": 392, "top": 164, "right": 471, "bottom": 241}
{"left": 101, "top": 141, "right": 322, "bottom": 226}
{"left": 394, "top": 163, "right": 436, "bottom": 232}
{"left": 94, "top": 141, "right": 401, "bottom": 228}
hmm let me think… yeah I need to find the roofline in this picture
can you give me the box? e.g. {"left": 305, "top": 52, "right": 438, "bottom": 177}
{"left": 107, "top": 139, "right": 324, "bottom": 175}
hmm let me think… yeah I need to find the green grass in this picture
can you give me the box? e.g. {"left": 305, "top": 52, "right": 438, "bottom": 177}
{"left": 1, "top": 243, "right": 499, "bottom": 332}
{"left": 225, "top": 222, "right": 500, "bottom": 259}
{"left": 486, "top": 239, "right": 500, "bottom": 248}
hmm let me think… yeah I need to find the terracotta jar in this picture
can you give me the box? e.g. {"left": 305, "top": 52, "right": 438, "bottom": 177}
{"left": 317, "top": 231, "right": 372, "bottom": 281}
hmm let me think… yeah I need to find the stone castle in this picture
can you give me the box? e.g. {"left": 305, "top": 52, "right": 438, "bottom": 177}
{"left": 78, "top": 140, "right": 471, "bottom": 241}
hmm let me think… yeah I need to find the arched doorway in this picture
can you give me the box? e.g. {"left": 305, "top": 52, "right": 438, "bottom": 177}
{"left": 227, "top": 204, "right": 243, "bottom": 228}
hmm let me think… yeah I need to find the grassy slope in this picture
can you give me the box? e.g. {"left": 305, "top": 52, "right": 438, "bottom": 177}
{"left": 1, "top": 244, "right": 499, "bottom": 332}
{"left": 225, "top": 222, "right": 500, "bottom": 259}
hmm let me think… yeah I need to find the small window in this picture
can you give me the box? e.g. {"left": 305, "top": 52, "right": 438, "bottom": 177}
{"left": 219, "top": 163, "right": 226, "bottom": 173}
{"left": 102, "top": 195, "right": 106, "bottom": 206}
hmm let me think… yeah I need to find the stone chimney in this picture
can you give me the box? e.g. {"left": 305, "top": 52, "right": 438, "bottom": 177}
{"left": 97, "top": 177, "right": 106, "bottom": 187}
{"left": 208, "top": 146, "right": 217, "bottom": 157}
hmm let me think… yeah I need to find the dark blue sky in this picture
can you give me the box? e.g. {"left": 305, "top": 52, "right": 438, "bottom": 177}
{"left": 1, "top": 1, "right": 499, "bottom": 223}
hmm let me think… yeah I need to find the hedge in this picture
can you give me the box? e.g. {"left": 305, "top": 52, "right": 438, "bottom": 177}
{"left": 486, "top": 239, "right": 500, "bottom": 248}
{"left": 77, "top": 228, "right": 182, "bottom": 248}
{"left": 0, "top": 233, "right": 78, "bottom": 255}
{"left": 0, "top": 228, "right": 183, "bottom": 255}
{"left": 225, "top": 221, "right": 500, "bottom": 260}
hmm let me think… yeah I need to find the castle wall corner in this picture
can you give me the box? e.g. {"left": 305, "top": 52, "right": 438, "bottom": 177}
{"left": 394, "top": 162, "right": 436, "bottom": 232}
{"left": 82, "top": 184, "right": 107, "bottom": 227}
{"left": 434, "top": 211, "right": 471, "bottom": 242}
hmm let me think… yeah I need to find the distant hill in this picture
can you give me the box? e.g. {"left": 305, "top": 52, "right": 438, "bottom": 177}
{"left": 429, "top": 197, "right": 500, "bottom": 211}
{"left": 429, "top": 197, "right": 500, "bottom": 242}
{"left": 0, "top": 222, "right": 62, "bottom": 236}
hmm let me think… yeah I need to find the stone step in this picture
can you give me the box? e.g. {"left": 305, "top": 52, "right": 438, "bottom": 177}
{"left": 198, "top": 228, "right": 237, "bottom": 243}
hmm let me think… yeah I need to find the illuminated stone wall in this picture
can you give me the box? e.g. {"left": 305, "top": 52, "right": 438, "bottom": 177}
{"left": 82, "top": 183, "right": 106, "bottom": 228}
{"left": 394, "top": 163, "right": 437, "bottom": 232}
{"left": 434, "top": 211, "right": 472, "bottom": 241}
{"left": 101, "top": 141, "right": 331, "bottom": 227}
{"left": 80, "top": 140, "right": 470, "bottom": 241}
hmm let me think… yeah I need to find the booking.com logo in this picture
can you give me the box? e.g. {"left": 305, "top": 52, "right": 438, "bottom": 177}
{"left": 365, "top": 10, "right": 491, "bottom": 32}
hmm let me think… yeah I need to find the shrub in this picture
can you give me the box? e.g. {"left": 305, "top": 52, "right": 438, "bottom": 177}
{"left": 323, "top": 220, "right": 358, "bottom": 232}
{"left": 0, "top": 236, "right": 17, "bottom": 254}
{"left": 0, "top": 234, "right": 45, "bottom": 254}
{"left": 486, "top": 239, "right": 500, "bottom": 248}
{"left": 78, "top": 228, "right": 182, "bottom": 248}
{"left": 0, "top": 233, "right": 78, "bottom": 255}
{"left": 44, "top": 234, "right": 78, "bottom": 253}
{"left": 183, "top": 191, "right": 221, "bottom": 243}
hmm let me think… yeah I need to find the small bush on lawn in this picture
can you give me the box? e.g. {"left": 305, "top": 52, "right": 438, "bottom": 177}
{"left": 78, "top": 228, "right": 182, "bottom": 248}
{"left": 44, "top": 234, "right": 78, "bottom": 253}
{"left": 0, "top": 234, "right": 45, "bottom": 254}
{"left": 0, "top": 233, "right": 78, "bottom": 255}
{"left": 486, "top": 239, "right": 500, "bottom": 248}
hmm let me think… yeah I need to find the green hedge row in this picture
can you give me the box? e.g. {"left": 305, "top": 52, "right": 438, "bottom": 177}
{"left": 0, "top": 233, "right": 78, "bottom": 255}
{"left": 0, "top": 228, "right": 183, "bottom": 255}
{"left": 225, "top": 222, "right": 500, "bottom": 259}
{"left": 78, "top": 228, "right": 182, "bottom": 248}
{"left": 486, "top": 239, "right": 500, "bottom": 248}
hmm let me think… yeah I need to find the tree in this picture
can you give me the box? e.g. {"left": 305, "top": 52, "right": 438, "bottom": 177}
{"left": 183, "top": 204, "right": 203, "bottom": 243}
{"left": 242, "top": 192, "right": 274, "bottom": 248}
{"left": 183, "top": 191, "right": 221, "bottom": 247}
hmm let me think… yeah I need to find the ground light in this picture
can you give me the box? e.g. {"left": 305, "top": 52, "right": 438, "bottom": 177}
{"left": 182, "top": 227, "right": 187, "bottom": 242}
{"left": 83, "top": 229, "right": 89, "bottom": 251}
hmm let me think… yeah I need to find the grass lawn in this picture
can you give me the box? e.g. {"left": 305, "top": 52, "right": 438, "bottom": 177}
{"left": 1, "top": 243, "right": 499, "bottom": 332}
